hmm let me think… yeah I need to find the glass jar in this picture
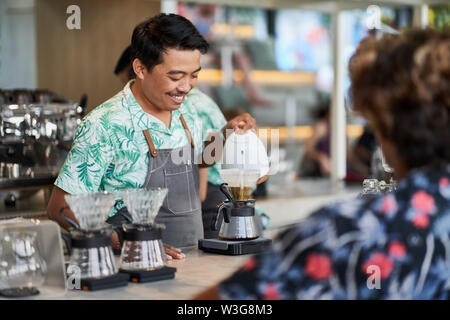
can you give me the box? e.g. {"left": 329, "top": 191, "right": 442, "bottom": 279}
{"left": 68, "top": 229, "right": 118, "bottom": 279}
{"left": 0, "top": 231, "right": 47, "bottom": 297}
{"left": 119, "top": 224, "right": 166, "bottom": 271}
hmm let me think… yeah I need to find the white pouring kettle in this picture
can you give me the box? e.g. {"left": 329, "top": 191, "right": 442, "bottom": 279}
{"left": 221, "top": 130, "right": 269, "bottom": 178}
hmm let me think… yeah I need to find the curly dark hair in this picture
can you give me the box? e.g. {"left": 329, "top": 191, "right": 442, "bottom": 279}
{"left": 349, "top": 28, "right": 450, "bottom": 170}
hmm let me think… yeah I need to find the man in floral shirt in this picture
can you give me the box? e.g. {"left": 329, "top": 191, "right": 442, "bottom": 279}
{"left": 47, "top": 14, "right": 258, "bottom": 256}
{"left": 194, "top": 28, "right": 450, "bottom": 299}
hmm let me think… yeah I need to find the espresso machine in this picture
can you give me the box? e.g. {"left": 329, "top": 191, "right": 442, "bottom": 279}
{"left": 198, "top": 169, "right": 272, "bottom": 255}
{"left": 117, "top": 188, "right": 176, "bottom": 283}
{"left": 62, "top": 191, "right": 129, "bottom": 291}
{"left": 0, "top": 89, "right": 85, "bottom": 207}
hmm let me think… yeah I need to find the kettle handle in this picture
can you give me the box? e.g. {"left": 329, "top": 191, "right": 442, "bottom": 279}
{"left": 219, "top": 183, "right": 234, "bottom": 202}
{"left": 212, "top": 201, "right": 232, "bottom": 231}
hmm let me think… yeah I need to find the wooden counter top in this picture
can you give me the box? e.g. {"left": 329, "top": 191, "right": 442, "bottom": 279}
{"left": 55, "top": 246, "right": 252, "bottom": 300}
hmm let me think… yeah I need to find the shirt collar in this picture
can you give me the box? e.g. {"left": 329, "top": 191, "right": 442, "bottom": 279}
{"left": 122, "top": 79, "right": 186, "bottom": 135}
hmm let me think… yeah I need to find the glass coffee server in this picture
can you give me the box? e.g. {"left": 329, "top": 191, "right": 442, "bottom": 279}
{"left": 118, "top": 187, "right": 177, "bottom": 283}
{"left": 62, "top": 191, "right": 129, "bottom": 291}
{"left": 0, "top": 231, "right": 47, "bottom": 297}
{"left": 199, "top": 169, "right": 272, "bottom": 255}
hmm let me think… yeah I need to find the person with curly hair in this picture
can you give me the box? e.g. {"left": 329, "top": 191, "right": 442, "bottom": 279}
{"left": 194, "top": 28, "right": 450, "bottom": 300}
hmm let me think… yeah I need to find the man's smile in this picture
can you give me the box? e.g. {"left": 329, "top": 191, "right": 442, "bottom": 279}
{"left": 167, "top": 92, "right": 186, "bottom": 104}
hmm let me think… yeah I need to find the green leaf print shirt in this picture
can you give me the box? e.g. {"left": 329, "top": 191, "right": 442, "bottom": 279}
{"left": 55, "top": 80, "right": 204, "bottom": 217}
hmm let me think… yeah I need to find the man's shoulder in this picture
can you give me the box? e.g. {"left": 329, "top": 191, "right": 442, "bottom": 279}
{"left": 82, "top": 91, "right": 129, "bottom": 127}
{"left": 186, "top": 87, "right": 206, "bottom": 100}
{"left": 186, "top": 87, "right": 221, "bottom": 114}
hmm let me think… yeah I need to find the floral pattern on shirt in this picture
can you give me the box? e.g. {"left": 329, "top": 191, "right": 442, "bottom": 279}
{"left": 218, "top": 165, "right": 450, "bottom": 300}
{"left": 55, "top": 80, "right": 203, "bottom": 217}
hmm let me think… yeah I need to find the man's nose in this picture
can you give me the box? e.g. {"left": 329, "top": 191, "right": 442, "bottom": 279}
{"left": 177, "top": 79, "right": 191, "bottom": 93}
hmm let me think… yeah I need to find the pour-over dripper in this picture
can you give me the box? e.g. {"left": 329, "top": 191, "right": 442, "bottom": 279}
{"left": 118, "top": 188, "right": 168, "bottom": 226}
{"left": 219, "top": 169, "right": 260, "bottom": 201}
{"left": 64, "top": 191, "right": 118, "bottom": 280}
{"left": 118, "top": 188, "right": 168, "bottom": 271}
{"left": 64, "top": 191, "right": 116, "bottom": 231}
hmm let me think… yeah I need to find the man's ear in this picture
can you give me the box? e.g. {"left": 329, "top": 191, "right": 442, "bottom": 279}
{"left": 132, "top": 58, "right": 146, "bottom": 80}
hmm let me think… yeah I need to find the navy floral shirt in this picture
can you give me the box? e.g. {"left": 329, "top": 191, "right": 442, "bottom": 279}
{"left": 218, "top": 165, "right": 450, "bottom": 299}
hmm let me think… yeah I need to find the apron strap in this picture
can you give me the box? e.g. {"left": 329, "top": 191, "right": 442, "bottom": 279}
{"left": 142, "top": 114, "right": 195, "bottom": 158}
{"left": 179, "top": 114, "right": 195, "bottom": 149}
{"left": 143, "top": 129, "right": 158, "bottom": 157}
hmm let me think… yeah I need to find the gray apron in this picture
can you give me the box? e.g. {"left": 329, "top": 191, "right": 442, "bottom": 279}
{"left": 107, "top": 114, "right": 203, "bottom": 248}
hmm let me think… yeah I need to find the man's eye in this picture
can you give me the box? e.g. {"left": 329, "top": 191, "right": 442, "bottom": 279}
{"left": 192, "top": 74, "right": 199, "bottom": 79}
{"left": 170, "top": 77, "right": 181, "bottom": 81}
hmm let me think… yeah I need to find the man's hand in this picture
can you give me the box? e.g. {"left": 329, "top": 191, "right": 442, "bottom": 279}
{"left": 112, "top": 230, "right": 121, "bottom": 250}
{"left": 223, "top": 113, "right": 256, "bottom": 135}
{"left": 164, "top": 243, "right": 185, "bottom": 260}
{"left": 112, "top": 231, "right": 185, "bottom": 260}
{"left": 256, "top": 174, "right": 269, "bottom": 185}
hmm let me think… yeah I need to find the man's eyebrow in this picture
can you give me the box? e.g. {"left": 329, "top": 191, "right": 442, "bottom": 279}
{"left": 167, "top": 67, "right": 202, "bottom": 75}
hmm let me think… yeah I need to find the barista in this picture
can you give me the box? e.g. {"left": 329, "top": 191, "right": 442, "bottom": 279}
{"left": 46, "top": 13, "right": 257, "bottom": 259}
{"left": 113, "top": 46, "right": 233, "bottom": 240}
{"left": 112, "top": 45, "right": 267, "bottom": 239}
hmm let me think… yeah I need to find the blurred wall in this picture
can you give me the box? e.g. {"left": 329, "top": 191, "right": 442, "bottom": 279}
{"left": 36, "top": 0, "right": 161, "bottom": 111}
{"left": 0, "top": 0, "right": 37, "bottom": 89}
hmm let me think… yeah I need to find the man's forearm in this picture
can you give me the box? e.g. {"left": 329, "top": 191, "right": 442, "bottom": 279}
{"left": 47, "top": 186, "right": 79, "bottom": 231}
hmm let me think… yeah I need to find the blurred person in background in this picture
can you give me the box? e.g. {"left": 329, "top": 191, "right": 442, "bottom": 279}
{"left": 195, "top": 28, "right": 450, "bottom": 300}
{"left": 298, "top": 98, "right": 332, "bottom": 177}
{"left": 114, "top": 45, "right": 136, "bottom": 86}
{"left": 179, "top": 3, "right": 270, "bottom": 107}
{"left": 298, "top": 97, "right": 375, "bottom": 181}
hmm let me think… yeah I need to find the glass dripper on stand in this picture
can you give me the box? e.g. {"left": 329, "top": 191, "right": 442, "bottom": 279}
{"left": 118, "top": 188, "right": 168, "bottom": 271}
{"left": 64, "top": 191, "right": 118, "bottom": 279}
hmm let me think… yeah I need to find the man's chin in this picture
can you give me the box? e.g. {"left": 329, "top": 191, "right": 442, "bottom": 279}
{"left": 164, "top": 99, "right": 184, "bottom": 110}
{"left": 166, "top": 103, "right": 182, "bottom": 111}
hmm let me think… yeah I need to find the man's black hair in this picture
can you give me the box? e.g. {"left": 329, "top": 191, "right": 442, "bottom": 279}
{"left": 131, "top": 13, "right": 209, "bottom": 71}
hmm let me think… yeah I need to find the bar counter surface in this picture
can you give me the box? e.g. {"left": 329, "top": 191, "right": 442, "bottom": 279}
{"left": 0, "top": 177, "right": 361, "bottom": 300}
{"left": 61, "top": 246, "right": 251, "bottom": 300}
